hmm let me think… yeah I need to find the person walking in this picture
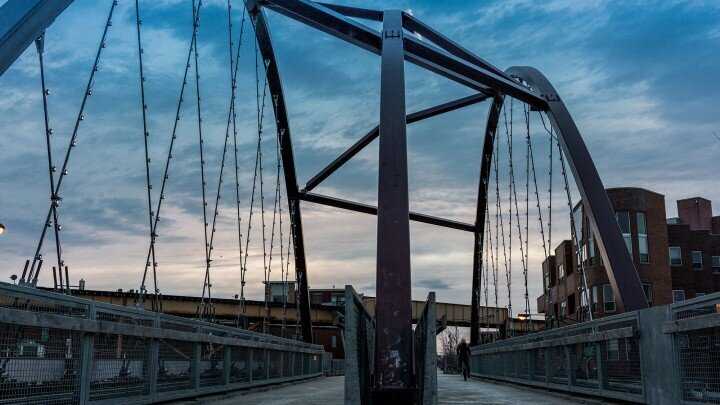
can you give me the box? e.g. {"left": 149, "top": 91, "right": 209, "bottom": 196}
{"left": 456, "top": 338, "right": 471, "bottom": 381}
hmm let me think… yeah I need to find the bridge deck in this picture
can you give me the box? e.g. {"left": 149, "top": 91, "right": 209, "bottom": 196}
{"left": 168, "top": 374, "right": 596, "bottom": 404}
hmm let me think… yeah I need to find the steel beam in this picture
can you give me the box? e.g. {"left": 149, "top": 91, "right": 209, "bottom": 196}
{"left": 0, "top": 0, "right": 74, "bottom": 76}
{"left": 304, "top": 92, "right": 489, "bottom": 192}
{"left": 299, "top": 191, "right": 475, "bottom": 232}
{"left": 246, "top": 0, "right": 313, "bottom": 343}
{"left": 262, "top": 0, "right": 546, "bottom": 107}
{"left": 470, "top": 95, "right": 503, "bottom": 346}
{"left": 374, "top": 10, "right": 414, "bottom": 401}
{"left": 507, "top": 66, "right": 647, "bottom": 312}
{"left": 316, "top": 2, "right": 382, "bottom": 21}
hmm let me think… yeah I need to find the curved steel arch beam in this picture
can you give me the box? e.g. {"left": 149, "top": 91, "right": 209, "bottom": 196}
{"left": 245, "top": 1, "right": 313, "bottom": 343}
{"left": 471, "top": 95, "right": 503, "bottom": 345}
{"left": 471, "top": 67, "right": 648, "bottom": 342}
{"left": 516, "top": 67, "right": 647, "bottom": 311}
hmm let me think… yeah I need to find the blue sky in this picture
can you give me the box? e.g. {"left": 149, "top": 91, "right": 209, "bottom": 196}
{"left": 0, "top": 0, "right": 719, "bottom": 309}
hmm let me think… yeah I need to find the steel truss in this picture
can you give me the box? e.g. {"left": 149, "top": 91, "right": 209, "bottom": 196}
{"left": 247, "top": 0, "right": 646, "bottom": 367}
{"left": 1, "top": 0, "right": 648, "bottom": 395}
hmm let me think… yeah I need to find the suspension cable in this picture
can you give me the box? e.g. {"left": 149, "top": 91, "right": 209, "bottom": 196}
{"left": 199, "top": 0, "right": 246, "bottom": 320}
{"left": 133, "top": 0, "right": 160, "bottom": 310}
{"left": 191, "top": 0, "right": 213, "bottom": 321}
{"left": 33, "top": 34, "right": 64, "bottom": 292}
{"left": 139, "top": 0, "right": 201, "bottom": 308}
{"left": 539, "top": 113, "right": 593, "bottom": 323}
{"left": 232, "top": 5, "right": 248, "bottom": 324}
{"left": 257, "top": 38, "right": 269, "bottom": 334}
{"left": 265, "top": 118, "right": 284, "bottom": 333}
{"left": 26, "top": 0, "right": 118, "bottom": 286}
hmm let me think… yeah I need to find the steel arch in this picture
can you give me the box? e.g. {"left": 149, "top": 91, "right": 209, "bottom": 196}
{"left": 472, "top": 67, "right": 647, "bottom": 344}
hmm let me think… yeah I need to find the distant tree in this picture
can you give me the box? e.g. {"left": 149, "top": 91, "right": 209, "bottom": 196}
{"left": 438, "top": 326, "right": 461, "bottom": 374}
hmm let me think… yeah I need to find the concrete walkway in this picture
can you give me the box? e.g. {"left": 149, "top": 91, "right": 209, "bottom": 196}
{"left": 170, "top": 374, "right": 600, "bottom": 404}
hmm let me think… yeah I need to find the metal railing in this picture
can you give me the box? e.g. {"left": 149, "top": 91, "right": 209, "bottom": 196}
{"left": 344, "top": 285, "right": 375, "bottom": 405}
{"left": 414, "top": 292, "right": 437, "bottom": 405}
{"left": 0, "top": 282, "right": 325, "bottom": 404}
{"left": 470, "top": 292, "right": 720, "bottom": 405}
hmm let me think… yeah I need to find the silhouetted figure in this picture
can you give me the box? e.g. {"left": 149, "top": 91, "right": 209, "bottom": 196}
{"left": 456, "top": 338, "right": 470, "bottom": 381}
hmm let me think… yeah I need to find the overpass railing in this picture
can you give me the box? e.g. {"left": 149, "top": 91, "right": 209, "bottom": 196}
{"left": 344, "top": 285, "right": 375, "bottom": 405}
{"left": 470, "top": 292, "right": 720, "bottom": 404}
{"left": 413, "top": 292, "right": 437, "bottom": 405}
{"left": 0, "top": 282, "right": 325, "bottom": 405}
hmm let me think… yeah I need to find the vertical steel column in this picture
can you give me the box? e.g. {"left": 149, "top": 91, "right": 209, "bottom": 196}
{"left": 192, "top": 343, "right": 201, "bottom": 389}
{"left": 374, "top": 9, "right": 414, "bottom": 402}
{"left": 471, "top": 95, "right": 502, "bottom": 346}
{"left": 223, "top": 346, "right": 232, "bottom": 385}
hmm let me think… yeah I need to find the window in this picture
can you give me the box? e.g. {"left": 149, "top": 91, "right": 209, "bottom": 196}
{"left": 669, "top": 247, "right": 682, "bottom": 266}
{"left": 591, "top": 286, "right": 599, "bottom": 312}
{"left": 642, "top": 283, "right": 653, "bottom": 306}
{"left": 607, "top": 339, "right": 620, "bottom": 361}
{"left": 692, "top": 251, "right": 703, "bottom": 270}
{"left": 560, "top": 300, "right": 567, "bottom": 318}
{"left": 712, "top": 256, "right": 720, "bottom": 274}
{"left": 558, "top": 263, "right": 565, "bottom": 279}
{"left": 637, "top": 213, "right": 649, "bottom": 263}
{"left": 673, "top": 290, "right": 686, "bottom": 303}
{"left": 331, "top": 335, "right": 337, "bottom": 349}
{"left": 616, "top": 211, "right": 632, "bottom": 255}
{"left": 696, "top": 293, "right": 706, "bottom": 298}
{"left": 603, "top": 284, "right": 616, "bottom": 312}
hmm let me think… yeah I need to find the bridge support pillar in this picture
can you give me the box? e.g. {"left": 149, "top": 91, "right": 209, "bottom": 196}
{"left": 373, "top": 9, "right": 415, "bottom": 403}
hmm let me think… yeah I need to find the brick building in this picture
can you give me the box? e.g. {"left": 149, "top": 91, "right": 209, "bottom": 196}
{"left": 537, "top": 188, "right": 720, "bottom": 326}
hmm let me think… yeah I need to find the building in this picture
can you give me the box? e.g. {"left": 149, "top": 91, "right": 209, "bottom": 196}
{"left": 537, "top": 188, "right": 720, "bottom": 326}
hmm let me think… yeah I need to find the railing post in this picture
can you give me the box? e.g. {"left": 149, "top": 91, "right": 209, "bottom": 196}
{"left": 224, "top": 346, "right": 232, "bottom": 385}
{"left": 249, "top": 349, "right": 254, "bottom": 384}
{"left": 565, "top": 345, "right": 576, "bottom": 388}
{"left": 79, "top": 302, "right": 95, "bottom": 405}
{"left": 596, "top": 342, "right": 608, "bottom": 390}
{"left": 78, "top": 332, "right": 94, "bottom": 405}
{"left": 192, "top": 342, "right": 201, "bottom": 389}
{"left": 148, "top": 339, "right": 159, "bottom": 398}
{"left": 544, "top": 347, "right": 551, "bottom": 386}
{"left": 638, "top": 306, "right": 681, "bottom": 404}
{"left": 266, "top": 349, "right": 270, "bottom": 380}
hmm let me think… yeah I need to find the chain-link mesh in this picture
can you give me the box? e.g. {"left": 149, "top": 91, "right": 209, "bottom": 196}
{"left": 0, "top": 324, "right": 80, "bottom": 405}
{"left": 532, "top": 349, "right": 545, "bottom": 381}
{"left": 603, "top": 337, "right": 642, "bottom": 394}
{"left": 0, "top": 294, "right": 87, "bottom": 318}
{"left": 573, "top": 342, "right": 598, "bottom": 389}
{"left": 199, "top": 343, "right": 224, "bottom": 387}
{"left": 677, "top": 327, "right": 720, "bottom": 403}
{"left": 252, "top": 349, "right": 267, "bottom": 381}
{"left": 229, "top": 346, "right": 250, "bottom": 383}
{"left": 157, "top": 339, "right": 193, "bottom": 393}
{"left": 89, "top": 334, "right": 149, "bottom": 400}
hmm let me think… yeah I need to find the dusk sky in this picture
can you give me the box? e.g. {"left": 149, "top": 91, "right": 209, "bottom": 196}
{"left": 1, "top": 0, "right": 718, "bottom": 311}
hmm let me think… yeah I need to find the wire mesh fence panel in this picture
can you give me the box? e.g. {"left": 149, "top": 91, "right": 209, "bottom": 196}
{"left": 269, "top": 350, "right": 282, "bottom": 379}
{"left": 548, "top": 346, "right": 567, "bottom": 384}
{"left": 677, "top": 327, "right": 720, "bottom": 403}
{"left": 516, "top": 351, "right": 530, "bottom": 379}
{"left": 572, "top": 342, "right": 598, "bottom": 389}
{"left": 294, "top": 352, "right": 303, "bottom": 376}
{"left": 533, "top": 349, "right": 545, "bottom": 381}
{"left": 0, "top": 324, "right": 81, "bottom": 405}
{"left": 199, "top": 343, "right": 224, "bottom": 387}
{"left": 89, "top": 334, "right": 149, "bottom": 401}
{"left": 303, "top": 353, "right": 311, "bottom": 375}
{"left": 229, "top": 346, "right": 250, "bottom": 383}
{"left": 157, "top": 339, "right": 193, "bottom": 393}
{"left": 283, "top": 351, "right": 292, "bottom": 377}
{"left": 603, "top": 337, "right": 642, "bottom": 394}
{"left": 96, "top": 311, "right": 153, "bottom": 327}
{"left": 252, "top": 349, "right": 267, "bottom": 381}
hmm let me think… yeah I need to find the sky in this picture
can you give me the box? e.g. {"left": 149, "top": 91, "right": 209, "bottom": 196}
{"left": 0, "top": 0, "right": 719, "bottom": 312}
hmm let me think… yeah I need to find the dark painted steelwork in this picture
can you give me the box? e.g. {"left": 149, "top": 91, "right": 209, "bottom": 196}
{"left": 0, "top": 0, "right": 74, "bottom": 76}
{"left": 246, "top": 0, "right": 313, "bottom": 343}
{"left": 374, "top": 10, "right": 414, "bottom": 401}
{"left": 304, "top": 92, "right": 490, "bottom": 192}
{"left": 470, "top": 95, "right": 503, "bottom": 346}
{"left": 507, "top": 66, "right": 648, "bottom": 312}
{"left": 262, "top": 0, "right": 546, "bottom": 104}
{"left": 316, "top": 2, "right": 382, "bottom": 21}
{"left": 299, "top": 192, "right": 475, "bottom": 233}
